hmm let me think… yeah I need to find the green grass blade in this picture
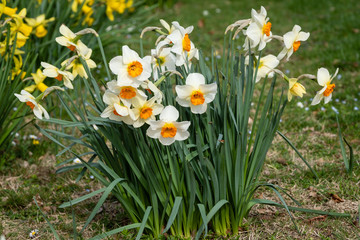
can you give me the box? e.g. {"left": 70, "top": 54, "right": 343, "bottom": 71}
{"left": 336, "top": 114, "right": 353, "bottom": 173}
{"left": 88, "top": 223, "right": 141, "bottom": 240}
{"left": 135, "top": 206, "right": 152, "bottom": 240}
{"left": 277, "top": 130, "right": 319, "bottom": 179}
{"left": 59, "top": 188, "right": 107, "bottom": 208}
{"left": 81, "top": 178, "right": 125, "bottom": 233}
{"left": 33, "top": 197, "right": 60, "bottom": 240}
{"left": 162, "top": 196, "right": 182, "bottom": 234}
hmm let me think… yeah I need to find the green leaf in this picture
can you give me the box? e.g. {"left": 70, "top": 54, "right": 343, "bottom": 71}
{"left": 59, "top": 188, "right": 106, "bottom": 208}
{"left": 88, "top": 223, "right": 140, "bottom": 240}
{"left": 162, "top": 197, "right": 182, "bottom": 234}
{"left": 135, "top": 206, "right": 152, "bottom": 240}
{"left": 336, "top": 115, "right": 354, "bottom": 173}
{"left": 33, "top": 197, "right": 60, "bottom": 240}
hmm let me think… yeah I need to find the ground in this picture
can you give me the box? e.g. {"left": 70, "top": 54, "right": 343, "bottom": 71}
{"left": 1, "top": 0, "right": 359, "bottom": 239}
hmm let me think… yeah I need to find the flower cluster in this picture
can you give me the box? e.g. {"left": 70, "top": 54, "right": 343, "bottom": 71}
{"left": 99, "top": 21, "right": 217, "bottom": 145}
{"left": 226, "top": 6, "right": 339, "bottom": 105}
{"left": 0, "top": 2, "right": 54, "bottom": 80}
{"left": 14, "top": 24, "right": 96, "bottom": 119}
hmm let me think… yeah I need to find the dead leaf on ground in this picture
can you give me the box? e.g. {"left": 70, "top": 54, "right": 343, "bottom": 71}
{"left": 330, "top": 193, "right": 344, "bottom": 203}
{"left": 306, "top": 215, "right": 327, "bottom": 223}
{"left": 197, "top": 19, "right": 204, "bottom": 28}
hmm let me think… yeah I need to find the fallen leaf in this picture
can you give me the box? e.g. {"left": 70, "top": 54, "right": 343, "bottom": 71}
{"left": 306, "top": 215, "right": 327, "bottom": 223}
{"left": 197, "top": 19, "right": 205, "bottom": 28}
{"left": 330, "top": 193, "right": 344, "bottom": 203}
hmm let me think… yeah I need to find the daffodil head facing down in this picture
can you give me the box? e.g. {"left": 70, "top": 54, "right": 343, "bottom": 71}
{"left": 14, "top": 90, "right": 49, "bottom": 119}
{"left": 175, "top": 73, "right": 217, "bottom": 114}
{"left": 311, "top": 67, "right": 339, "bottom": 105}
{"left": 146, "top": 105, "right": 190, "bottom": 145}
{"left": 287, "top": 78, "right": 306, "bottom": 101}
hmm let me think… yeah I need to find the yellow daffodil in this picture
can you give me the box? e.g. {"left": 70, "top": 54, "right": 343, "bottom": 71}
{"left": 105, "top": 0, "right": 133, "bottom": 21}
{"left": 311, "top": 68, "right": 339, "bottom": 105}
{"left": 14, "top": 90, "right": 49, "bottom": 119}
{"left": 146, "top": 105, "right": 190, "bottom": 145}
{"left": 287, "top": 78, "right": 306, "bottom": 101}
{"left": 175, "top": 73, "right": 217, "bottom": 114}
{"left": 24, "top": 69, "right": 48, "bottom": 93}
{"left": 10, "top": 8, "right": 33, "bottom": 37}
{"left": 11, "top": 55, "right": 26, "bottom": 80}
{"left": 0, "top": 40, "right": 24, "bottom": 56}
{"left": 25, "top": 14, "right": 55, "bottom": 38}
{"left": 62, "top": 49, "right": 96, "bottom": 79}
{"left": 0, "top": 0, "right": 17, "bottom": 17}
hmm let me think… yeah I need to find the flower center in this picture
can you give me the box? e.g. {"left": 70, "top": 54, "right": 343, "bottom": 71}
{"left": 120, "top": 86, "right": 136, "bottom": 99}
{"left": 293, "top": 41, "right": 301, "bottom": 52}
{"left": 190, "top": 90, "right": 205, "bottom": 105}
{"left": 182, "top": 33, "right": 191, "bottom": 52}
{"left": 262, "top": 22, "right": 272, "bottom": 37}
{"left": 140, "top": 107, "right": 153, "bottom": 120}
{"left": 113, "top": 109, "right": 122, "bottom": 116}
{"left": 323, "top": 83, "right": 335, "bottom": 97}
{"left": 127, "top": 61, "right": 143, "bottom": 77}
{"left": 156, "top": 56, "right": 166, "bottom": 66}
{"left": 55, "top": 74, "right": 63, "bottom": 81}
{"left": 161, "top": 123, "right": 177, "bottom": 138}
{"left": 67, "top": 45, "right": 76, "bottom": 51}
{"left": 26, "top": 101, "right": 35, "bottom": 110}
{"left": 37, "top": 82, "right": 48, "bottom": 92}
{"left": 290, "top": 82, "right": 305, "bottom": 97}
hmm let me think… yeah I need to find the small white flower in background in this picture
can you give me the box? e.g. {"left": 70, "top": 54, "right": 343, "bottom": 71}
{"left": 354, "top": 98, "right": 358, "bottom": 102}
{"left": 215, "top": 8, "right": 221, "bottom": 13}
{"left": 354, "top": 106, "right": 359, "bottom": 111}
{"left": 151, "top": 42, "right": 176, "bottom": 80}
{"left": 335, "top": 98, "right": 339, "bottom": 102}
{"left": 14, "top": 90, "right": 49, "bottom": 119}
{"left": 106, "top": 80, "right": 147, "bottom": 106}
{"left": 92, "top": 124, "right": 99, "bottom": 130}
{"left": 311, "top": 68, "right": 339, "bottom": 105}
{"left": 337, "top": 74, "right": 342, "bottom": 80}
{"left": 277, "top": 25, "right": 310, "bottom": 61}
{"left": 131, "top": 96, "right": 164, "bottom": 128}
{"left": 342, "top": 100, "right": 346, "bottom": 104}
{"left": 109, "top": 45, "right": 152, "bottom": 87}
{"left": 73, "top": 158, "right": 81, "bottom": 164}
{"left": 29, "top": 135, "right": 38, "bottom": 140}
{"left": 244, "top": 6, "right": 272, "bottom": 51}
{"left": 305, "top": 107, "right": 309, "bottom": 111}
{"left": 11, "top": 141, "right": 16, "bottom": 146}
{"left": 13, "top": 107, "right": 18, "bottom": 111}
{"left": 321, "top": 106, "right": 326, "bottom": 111}
{"left": 296, "top": 102, "right": 304, "bottom": 108}
{"left": 55, "top": 24, "right": 89, "bottom": 55}
{"left": 29, "top": 229, "right": 38, "bottom": 238}
{"left": 331, "top": 106, "right": 339, "bottom": 114}
{"left": 246, "top": 54, "right": 279, "bottom": 83}
{"left": 41, "top": 62, "right": 74, "bottom": 89}
{"left": 15, "top": 133, "right": 20, "bottom": 138}
{"left": 288, "top": 78, "right": 306, "bottom": 101}
{"left": 85, "top": 189, "right": 90, "bottom": 192}
{"left": 146, "top": 106, "right": 190, "bottom": 145}
{"left": 202, "top": 10, "right": 209, "bottom": 16}
{"left": 100, "top": 91, "right": 134, "bottom": 124}
{"left": 175, "top": 73, "right": 217, "bottom": 114}
{"left": 90, "top": 175, "right": 94, "bottom": 179}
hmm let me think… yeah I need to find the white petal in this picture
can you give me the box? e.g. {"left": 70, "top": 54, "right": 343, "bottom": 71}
{"left": 174, "top": 121, "right": 191, "bottom": 131}
{"left": 190, "top": 103, "right": 207, "bottom": 114}
{"left": 175, "top": 85, "right": 193, "bottom": 99}
{"left": 200, "top": 83, "right": 217, "bottom": 103}
{"left": 311, "top": 93, "right": 323, "bottom": 105}
{"left": 59, "top": 24, "right": 76, "bottom": 38}
{"left": 317, "top": 68, "right": 330, "bottom": 86}
{"left": 33, "top": 106, "right": 43, "bottom": 119}
{"left": 297, "top": 32, "right": 310, "bottom": 41}
{"left": 109, "top": 56, "right": 123, "bottom": 75}
{"left": 146, "top": 127, "right": 161, "bottom": 139}
{"left": 159, "top": 136, "right": 176, "bottom": 145}
{"left": 160, "top": 105, "right": 179, "bottom": 122}
{"left": 122, "top": 45, "right": 139, "bottom": 64}
{"left": 186, "top": 73, "right": 205, "bottom": 87}
{"left": 283, "top": 31, "right": 296, "bottom": 49}
{"left": 101, "top": 106, "right": 114, "bottom": 118}
{"left": 176, "top": 97, "right": 191, "bottom": 107}
{"left": 174, "top": 130, "right": 190, "bottom": 141}
{"left": 103, "top": 91, "right": 119, "bottom": 105}
{"left": 324, "top": 94, "right": 332, "bottom": 104}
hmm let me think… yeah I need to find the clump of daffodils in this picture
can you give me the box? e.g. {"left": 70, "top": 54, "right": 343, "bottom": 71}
{"left": 225, "top": 6, "right": 339, "bottom": 105}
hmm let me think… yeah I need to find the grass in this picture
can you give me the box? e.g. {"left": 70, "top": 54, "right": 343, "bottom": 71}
{"left": 1, "top": 0, "right": 359, "bottom": 239}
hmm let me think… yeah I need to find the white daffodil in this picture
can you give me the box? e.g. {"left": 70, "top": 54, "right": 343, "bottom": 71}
{"left": 131, "top": 96, "right": 164, "bottom": 128}
{"left": 41, "top": 62, "right": 74, "bottom": 89}
{"left": 160, "top": 19, "right": 175, "bottom": 34}
{"left": 141, "top": 80, "right": 164, "bottom": 103}
{"left": 14, "top": 90, "right": 49, "bottom": 119}
{"left": 277, "top": 25, "right": 310, "bottom": 61}
{"left": 175, "top": 73, "right": 217, "bottom": 114}
{"left": 287, "top": 78, "right": 306, "bottom": 101}
{"left": 246, "top": 54, "right": 279, "bottom": 82}
{"left": 244, "top": 6, "right": 272, "bottom": 51}
{"left": 151, "top": 42, "right": 176, "bottom": 80}
{"left": 311, "top": 68, "right": 339, "bottom": 105}
{"left": 55, "top": 24, "right": 89, "bottom": 55}
{"left": 29, "top": 229, "right": 38, "bottom": 239}
{"left": 167, "top": 22, "right": 199, "bottom": 66}
{"left": 109, "top": 45, "right": 152, "bottom": 87}
{"left": 100, "top": 91, "right": 134, "bottom": 124}
{"left": 146, "top": 105, "right": 190, "bottom": 145}
{"left": 106, "top": 80, "right": 147, "bottom": 106}
{"left": 62, "top": 49, "right": 96, "bottom": 79}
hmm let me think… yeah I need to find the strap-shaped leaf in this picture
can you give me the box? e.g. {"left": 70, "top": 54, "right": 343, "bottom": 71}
{"left": 135, "top": 206, "right": 152, "bottom": 240}
{"left": 59, "top": 188, "right": 106, "bottom": 208}
{"left": 162, "top": 197, "right": 182, "bottom": 234}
